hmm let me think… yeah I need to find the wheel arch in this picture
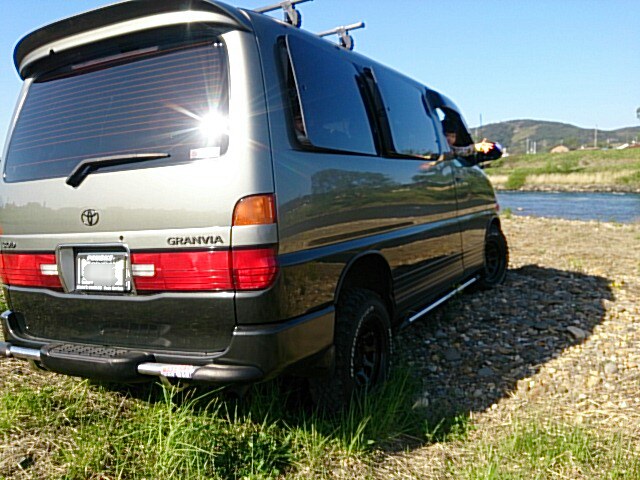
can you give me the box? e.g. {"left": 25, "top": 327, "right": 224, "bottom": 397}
{"left": 487, "top": 214, "right": 502, "bottom": 235}
{"left": 334, "top": 251, "right": 394, "bottom": 320}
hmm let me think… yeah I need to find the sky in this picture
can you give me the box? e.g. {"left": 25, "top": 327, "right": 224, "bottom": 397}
{"left": 1, "top": 0, "right": 639, "bottom": 152}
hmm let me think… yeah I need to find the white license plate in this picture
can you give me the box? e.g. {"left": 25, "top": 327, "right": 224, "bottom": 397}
{"left": 76, "top": 252, "right": 131, "bottom": 292}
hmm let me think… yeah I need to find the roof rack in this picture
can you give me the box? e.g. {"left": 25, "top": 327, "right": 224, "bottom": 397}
{"left": 317, "top": 22, "right": 365, "bottom": 51}
{"left": 254, "top": 0, "right": 312, "bottom": 28}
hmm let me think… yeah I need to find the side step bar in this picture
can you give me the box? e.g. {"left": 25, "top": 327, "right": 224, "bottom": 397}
{"left": 400, "top": 276, "right": 478, "bottom": 330}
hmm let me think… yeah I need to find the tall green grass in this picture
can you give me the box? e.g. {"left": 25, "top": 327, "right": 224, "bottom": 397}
{"left": 0, "top": 365, "right": 423, "bottom": 478}
{"left": 504, "top": 170, "right": 529, "bottom": 189}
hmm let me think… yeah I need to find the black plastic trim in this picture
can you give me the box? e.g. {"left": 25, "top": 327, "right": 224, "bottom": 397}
{"left": 0, "top": 306, "right": 335, "bottom": 384}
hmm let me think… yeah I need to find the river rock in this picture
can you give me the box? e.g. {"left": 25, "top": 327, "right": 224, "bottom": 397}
{"left": 444, "top": 349, "right": 462, "bottom": 362}
{"left": 567, "top": 326, "right": 587, "bottom": 340}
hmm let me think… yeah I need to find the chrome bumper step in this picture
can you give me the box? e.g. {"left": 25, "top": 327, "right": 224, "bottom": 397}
{"left": 0, "top": 342, "right": 42, "bottom": 361}
{"left": 0, "top": 341, "right": 262, "bottom": 383}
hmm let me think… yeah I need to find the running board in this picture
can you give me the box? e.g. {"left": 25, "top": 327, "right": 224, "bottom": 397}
{"left": 400, "top": 277, "right": 478, "bottom": 329}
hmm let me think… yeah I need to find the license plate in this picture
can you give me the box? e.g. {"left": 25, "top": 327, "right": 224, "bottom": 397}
{"left": 76, "top": 252, "right": 131, "bottom": 292}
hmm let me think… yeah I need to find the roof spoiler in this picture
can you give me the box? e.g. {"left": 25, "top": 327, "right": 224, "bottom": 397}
{"left": 14, "top": 0, "right": 251, "bottom": 79}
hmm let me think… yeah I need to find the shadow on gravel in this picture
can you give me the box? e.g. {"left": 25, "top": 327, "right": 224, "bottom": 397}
{"left": 393, "top": 264, "right": 613, "bottom": 446}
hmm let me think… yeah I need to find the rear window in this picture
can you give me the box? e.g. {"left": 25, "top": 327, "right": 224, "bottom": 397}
{"left": 4, "top": 41, "right": 228, "bottom": 183}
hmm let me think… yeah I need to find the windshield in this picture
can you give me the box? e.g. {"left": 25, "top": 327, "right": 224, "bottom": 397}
{"left": 4, "top": 41, "right": 229, "bottom": 183}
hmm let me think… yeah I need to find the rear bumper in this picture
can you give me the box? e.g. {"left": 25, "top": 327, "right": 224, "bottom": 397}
{"left": 0, "top": 307, "right": 334, "bottom": 384}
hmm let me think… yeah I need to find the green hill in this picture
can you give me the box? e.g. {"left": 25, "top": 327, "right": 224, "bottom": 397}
{"left": 474, "top": 120, "right": 640, "bottom": 154}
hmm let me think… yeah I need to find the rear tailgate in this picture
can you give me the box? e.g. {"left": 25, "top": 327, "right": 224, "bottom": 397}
{"left": 0, "top": 12, "right": 274, "bottom": 353}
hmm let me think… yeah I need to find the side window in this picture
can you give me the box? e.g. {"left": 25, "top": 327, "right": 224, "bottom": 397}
{"left": 285, "top": 35, "right": 376, "bottom": 155}
{"left": 373, "top": 68, "right": 439, "bottom": 158}
{"left": 434, "top": 106, "right": 474, "bottom": 149}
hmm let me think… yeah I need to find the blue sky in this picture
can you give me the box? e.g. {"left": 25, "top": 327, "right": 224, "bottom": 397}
{"left": 1, "top": 0, "right": 639, "bottom": 152}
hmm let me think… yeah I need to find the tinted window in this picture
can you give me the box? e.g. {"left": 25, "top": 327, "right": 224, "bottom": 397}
{"left": 5, "top": 42, "right": 228, "bottom": 182}
{"left": 286, "top": 35, "right": 376, "bottom": 155}
{"left": 374, "top": 69, "right": 439, "bottom": 157}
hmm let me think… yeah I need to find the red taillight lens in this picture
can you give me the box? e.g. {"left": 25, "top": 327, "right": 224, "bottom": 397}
{"left": 0, "top": 253, "right": 62, "bottom": 289}
{"left": 131, "top": 248, "right": 278, "bottom": 292}
{"left": 131, "top": 251, "right": 234, "bottom": 291}
{"left": 0, "top": 249, "right": 279, "bottom": 293}
{"left": 232, "top": 247, "right": 278, "bottom": 291}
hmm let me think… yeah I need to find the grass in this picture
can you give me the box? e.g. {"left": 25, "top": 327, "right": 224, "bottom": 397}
{"left": 0, "top": 360, "right": 425, "bottom": 479}
{"left": 448, "top": 418, "right": 640, "bottom": 479}
{"left": 504, "top": 170, "right": 528, "bottom": 189}
{"left": 485, "top": 149, "right": 640, "bottom": 191}
{"left": 500, "top": 207, "right": 513, "bottom": 219}
{"left": 65, "top": 387, "right": 293, "bottom": 479}
{"left": 5, "top": 368, "right": 639, "bottom": 479}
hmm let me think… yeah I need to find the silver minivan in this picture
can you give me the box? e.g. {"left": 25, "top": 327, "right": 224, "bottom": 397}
{"left": 0, "top": 0, "right": 507, "bottom": 408}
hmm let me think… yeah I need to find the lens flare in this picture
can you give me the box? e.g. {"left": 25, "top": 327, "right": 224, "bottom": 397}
{"left": 198, "top": 111, "right": 228, "bottom": 143}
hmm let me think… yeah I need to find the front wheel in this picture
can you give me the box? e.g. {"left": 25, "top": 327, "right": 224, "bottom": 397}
{"left": 476, "top": 223, "right": 508, "bottom": 289}
{"left": 309, "top": 288, "right": 392, "bottom": 411}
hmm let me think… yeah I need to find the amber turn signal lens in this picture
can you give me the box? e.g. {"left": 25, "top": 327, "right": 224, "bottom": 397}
{"left": 232, "top": 194, "right": 276, "bottom": 226}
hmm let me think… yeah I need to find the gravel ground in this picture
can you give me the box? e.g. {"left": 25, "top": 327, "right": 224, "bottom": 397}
{"left": 381, "top": 216, "right": 640, "bottom": 477}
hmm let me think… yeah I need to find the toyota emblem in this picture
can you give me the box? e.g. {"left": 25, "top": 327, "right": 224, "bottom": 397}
{"left": 81, "top": 209, "right": 100, "bottom": 227}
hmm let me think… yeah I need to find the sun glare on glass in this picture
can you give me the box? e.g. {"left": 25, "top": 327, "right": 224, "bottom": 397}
{"left": 198, "top": 111, "right": 228, "bottom": 143}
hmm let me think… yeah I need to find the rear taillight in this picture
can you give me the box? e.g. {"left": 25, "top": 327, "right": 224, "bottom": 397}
{"left": 131, "top": 247, "right": 278, "bottom": 292}
{"left": 131, "top": 250, "right": 234, "bottom": 291}
{"left": 0, "top": 253, "right": 62, "bottom": 289}
{"left": 231, "top": 247, "right": 278, "bottom": 290}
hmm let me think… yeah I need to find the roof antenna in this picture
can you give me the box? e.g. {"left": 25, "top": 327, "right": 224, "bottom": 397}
{"left": 254, "top": 0, "right": 313, "bottom": 28}
{"left": 318, "top": 22, "right": 365, "bottom": 50}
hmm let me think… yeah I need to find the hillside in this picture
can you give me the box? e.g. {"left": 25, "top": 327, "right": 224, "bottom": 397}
{"left": 474, "top": 119, "right": 640, "bottom": 154}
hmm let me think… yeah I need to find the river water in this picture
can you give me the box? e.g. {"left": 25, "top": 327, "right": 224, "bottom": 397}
{"left": 495, "top": 191, "right": 640, "bottom": 224}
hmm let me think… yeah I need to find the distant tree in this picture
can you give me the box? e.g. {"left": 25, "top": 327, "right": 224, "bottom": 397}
{"left": 637, "top": 106, "right": 640, "bottom": 122}
{"left": 564, "top": 137, "right": 580, "bottom": 150}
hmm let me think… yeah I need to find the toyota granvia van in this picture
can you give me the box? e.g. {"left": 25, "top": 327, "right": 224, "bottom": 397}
{"left": 0, "top": 0, "right": 506, "bottom": 408}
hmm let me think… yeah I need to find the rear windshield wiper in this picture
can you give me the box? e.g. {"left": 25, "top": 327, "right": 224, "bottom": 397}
{"left": 66, "top": 153, "right": 170, "bottom": 187}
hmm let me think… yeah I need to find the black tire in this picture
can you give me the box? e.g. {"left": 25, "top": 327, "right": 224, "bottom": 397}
{"left": 476, "top": 223, "right": 508, "bottom": 289}
{"left": 309, "top": 288, "right": 392, "bottom": 411}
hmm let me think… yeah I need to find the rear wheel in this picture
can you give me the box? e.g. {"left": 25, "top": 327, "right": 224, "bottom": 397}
{"left": 310, "top": 288, "right": 392, "bottom": 411}
{"left": 477, "top": 223, "right": 508, "bottom": 289}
